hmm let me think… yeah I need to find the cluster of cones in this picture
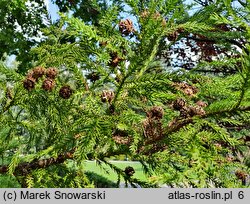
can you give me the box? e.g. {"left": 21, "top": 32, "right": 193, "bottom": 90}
{"left": 143, "top": 106, "right": 164, "bottom": 140}
{"left": 172, "top": 98, "right": 207, "bottom": 118}
{"left": 23, "top": 66, "right": 55, "bottom": 91}
{"left": 23, "top": 66, "right": 73, "bottom": 99}
{"left": 104, "top": 18, "right": 135, "bottom": 68}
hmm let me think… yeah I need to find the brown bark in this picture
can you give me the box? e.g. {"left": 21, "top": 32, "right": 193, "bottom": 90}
{"left": 0, "top": 150, "right": 74, "bottom": 175}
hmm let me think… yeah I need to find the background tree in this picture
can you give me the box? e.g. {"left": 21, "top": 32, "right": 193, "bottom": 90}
{"left": 0, "top": 0, "right": 49, "bottom": 73}
{"left": 0, "top": 0, "right": 249, "bottom": 187}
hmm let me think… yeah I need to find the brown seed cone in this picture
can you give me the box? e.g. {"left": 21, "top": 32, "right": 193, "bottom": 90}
{"left": 146, "top": 106, "right": 164, "bottom": 119}
{"left": 101, "top": 90, "right": 115, "bottom": 103}
{"left": 167, "top": 31, "right": 179, "bottom": 41}
{"left": 153, "top": 11, "right": 161, "bottom": 19}
{"left": 30, "top": 66, "right": 46, "bottom": 79}
{"left": 143, "top": 118, "right": 163, "bottom": 139}
{"left": 140, "top": 10, "right": 150, "bottom": 18}
{"left": 109, "top": 52, "right": 123, "bottom": 67}
{"left": 99, "top": 41, "right": 107, "bottom": 47}
{"left": 59, "top": 85, "right": 73, "bottom": 99}
{"left": 112, "top": 136, "right": 131, "bottom": 145}
{"left": 119, "top": 19, "right": 134, "bottom": 36}
{"left": 140, "top": 10, "right": 166, "bottom": 26}
{"left": 112, "top": 129, "right": 132, "bottom": 145}
{"left": 173, "top": 82, "right": 198, "bottom": 97}
{"left": 196, "top": 100, "right": 208, "bottom": 107}
{"left": 42, "top": 78, "right": 55, "bottom": 91}
{"left": 180, "top": 106, "right": 190, "bottom": 118}
{"left": 124, "top": 166, "right": 135, "bottom": 177}
{"left": 23, "top": 77, "right": 36, "bottom": 91}
{"left": 46, "top": 67, "right": 58, "bottom": 79}
{"left": 235, "top": 170, "right": 248, "bottom": 180}
{"left": 189, "top": 106, "right": 206, "bottom": 116}
{"left": 173, "top": 98, "right": 186, "bottom": 110}
{"left": 86, "top": 72, "right": 100, "bottom": 82}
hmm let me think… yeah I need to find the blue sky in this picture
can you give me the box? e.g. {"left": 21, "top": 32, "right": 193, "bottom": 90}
{"left": 44, "top": 0, "right": 242, "bottom": 22}
{"left": 44, "top": 0, "right": 201, "bottom": 23}
{"left": 44, "top": 0, "right": 60, "bottom": 22}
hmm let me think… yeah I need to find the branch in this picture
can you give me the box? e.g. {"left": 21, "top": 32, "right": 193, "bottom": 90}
{"left": 143, "top": 105, "right": 250, "bottom": 147}
{"left": 1, "top": 106, "right": 249, "bottom": 175}
{"left": 238, "top": 0, "right": 247, "bottom": 7}
{"left": 0, "top": 150, "right": 74, "bottom": 175}
{"left": 182, "top": 66, "right": 237, "bottom": 74}
{"left": 193, "top": 0, "right": 210, "bottom": 6}
{"left": 188, "top": 36, "right": 248, "bottom": 55}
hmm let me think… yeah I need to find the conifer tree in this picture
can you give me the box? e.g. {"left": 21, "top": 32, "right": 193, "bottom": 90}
{"left": 0, "top": 0, "right": 249, "bottom": 187}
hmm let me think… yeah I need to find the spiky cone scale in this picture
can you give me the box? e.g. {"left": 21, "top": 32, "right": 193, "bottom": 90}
{"left": 140, "top": 9, "right": 150, "bottom": 18}
{"left": 101, "top": 90, "right": 115, "bottom": 103}
{"left": 46, "top": 67, "right": 58, "bottom": 79}
{"left": 42, "top": 78, "right": 55, "bottom": 91}
{"left": 23, "top": 77, "right": 36, "bottom": 91}
{"left": 59, "top": 85, "right": 73, "bottom": 99}
{"left": 119, "top": 19, "right": 134, "bottom": 36}
{"left": 124, "top": 166, "right": 135, "bottom": 177}
{"left": 173, "top": 98, "right": 186, "bottom": 110}
{"left": 153, "top": 11, "right": 167, "bottom": 27}
{"left": 140, "top": 10, "right": 166, "bottom": 26}
{"left": 179, "top": 106, "right": 190, "bottom": 118}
